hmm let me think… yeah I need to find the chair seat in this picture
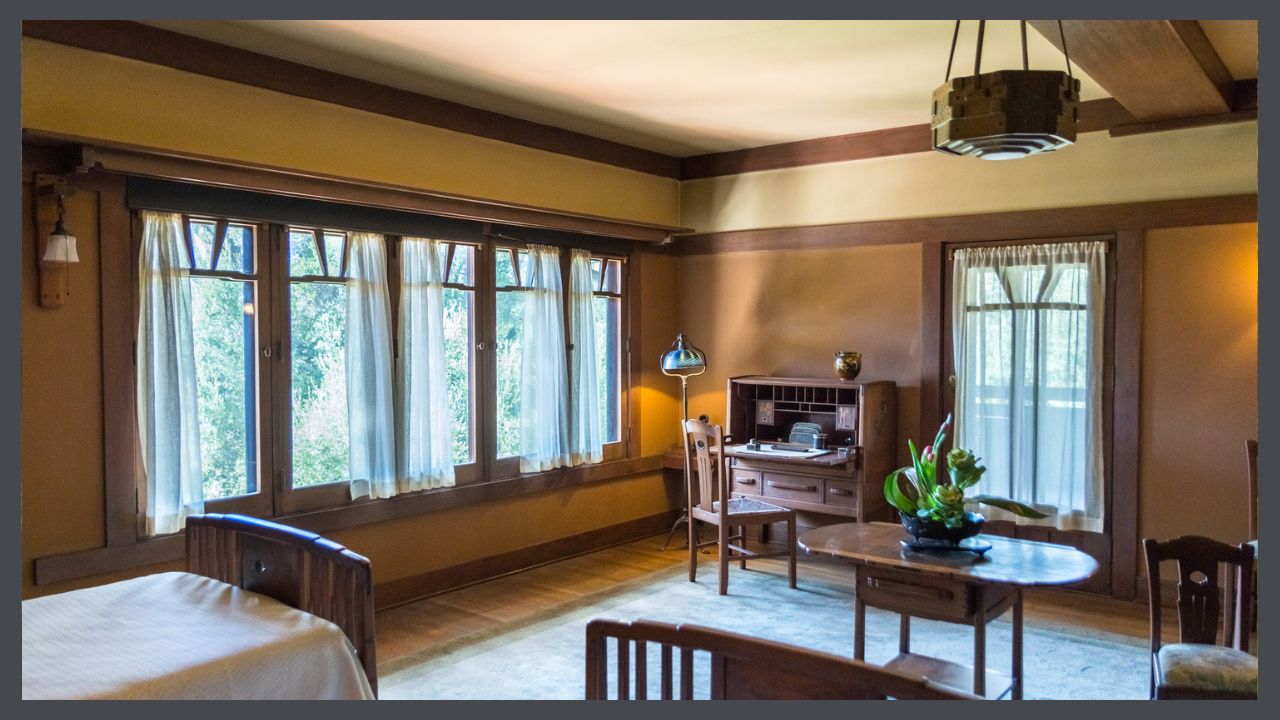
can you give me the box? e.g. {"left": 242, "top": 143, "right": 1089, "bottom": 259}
{"left": 1156, "top": 643, "right": 1258, "bottom": 697}
{"left": 714, "top": 496, "right": 792, "bottom": 519}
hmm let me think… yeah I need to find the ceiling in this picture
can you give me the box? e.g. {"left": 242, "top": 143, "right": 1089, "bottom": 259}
{"left": 142, "top": 20, "right": 1257, "bottom": 157}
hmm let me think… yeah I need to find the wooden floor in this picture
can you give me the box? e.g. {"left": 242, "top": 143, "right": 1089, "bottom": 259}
{"left": 375, "top": 532, "right": 1180, "bottom": 671}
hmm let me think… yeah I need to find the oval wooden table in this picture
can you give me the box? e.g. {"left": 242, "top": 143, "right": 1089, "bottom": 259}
{"left": 798, "top": 522, "right": 1098, "bottom": 699}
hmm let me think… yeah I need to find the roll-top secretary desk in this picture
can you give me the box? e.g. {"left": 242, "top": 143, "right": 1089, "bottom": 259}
{"left": 723, "top": 376, "right": 897, "bottom": 523}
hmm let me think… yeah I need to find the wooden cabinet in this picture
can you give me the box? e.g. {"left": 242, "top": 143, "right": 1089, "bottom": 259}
{"left": 725, "top": 376, "right": 897, "bottom": 523}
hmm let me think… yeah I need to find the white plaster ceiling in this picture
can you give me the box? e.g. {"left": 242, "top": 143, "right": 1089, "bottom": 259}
{"left": 141, "top": 19, "right": 1255, "bottom": 157}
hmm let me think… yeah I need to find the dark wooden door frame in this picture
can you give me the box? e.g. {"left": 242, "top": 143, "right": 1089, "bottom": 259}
{"left": 920, "top": 233, "right": 1141, "bottom": 599}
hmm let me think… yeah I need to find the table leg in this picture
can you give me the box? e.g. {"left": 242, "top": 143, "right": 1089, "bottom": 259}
{"left": 855, "top": 593, "right": 866, "bottom": 661}
{"left": 899, "top": 614, "right": 911, "bottom": 655}
{"left": 973, "top": 584, "right": 986, "bottom": 697}
{"left": 1012, "top": 589, "right": 1023, "bottom": 700}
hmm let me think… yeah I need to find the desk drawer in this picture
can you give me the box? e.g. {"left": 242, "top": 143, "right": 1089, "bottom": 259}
{"left": 856, "top": 566, "right": 974, "bottom": 622}
{"left": 824, "top": 480, "right": 858, "bottom": 508}
{"left": 762, "top": 472, "right": 822, "bottom": 504}
{"left": 730, "top": 469, "right": 762, "bottom": 495}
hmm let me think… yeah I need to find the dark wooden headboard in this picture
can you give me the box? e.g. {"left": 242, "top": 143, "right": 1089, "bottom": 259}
{"left": 185, "top": 513, "right": 377, "bottom": 696}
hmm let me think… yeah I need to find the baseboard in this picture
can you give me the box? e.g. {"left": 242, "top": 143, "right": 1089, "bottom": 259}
{"left": 373, "top": 509, "right": 680, "bottom": 610}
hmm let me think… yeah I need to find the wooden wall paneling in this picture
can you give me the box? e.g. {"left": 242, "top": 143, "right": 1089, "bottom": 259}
{"left": 1029, "top": 20, "right": 1233, "bottom": 121}
{"left": 21, "top": 20, "right": 680, "bottom": 179}
{"left": 677, "top": 195, "right": 1257, "bottom": 256}
{"left": 45, "top": 137, "right": 689, "bottom": 244}
{"left": 34, "top": 453, "right": 666, "bottom": 585}
{"left": 89, "top": 173, "right": 139, "bottom": 547}
{"left": 1110, "top": 230, "right": 1143, "bottom": 600}
{"left": 919, "top": 243, "right": 945, "bottom": 444}
{"left": 627, "top": 251, "right": 643, "bottom": 459}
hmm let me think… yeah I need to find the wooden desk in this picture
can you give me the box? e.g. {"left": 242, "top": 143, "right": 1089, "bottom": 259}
{"left": 798, "top": 522, "right": 1098, "bottom": 699}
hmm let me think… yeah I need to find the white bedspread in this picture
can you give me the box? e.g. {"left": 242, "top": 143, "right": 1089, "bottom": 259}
{"left": 22, "top": 571, "right": 375, "bottom": 700}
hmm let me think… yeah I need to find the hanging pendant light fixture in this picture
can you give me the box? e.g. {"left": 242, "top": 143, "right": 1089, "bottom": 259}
{"left": 931, "top": 20, "right": 1080, "bottom": 160}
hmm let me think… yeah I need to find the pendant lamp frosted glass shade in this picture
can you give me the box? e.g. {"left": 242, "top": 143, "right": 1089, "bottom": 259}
{"left": 42, "top": 220, "right": 79, "bottom": 264}
{"left": 661, "top": 333, "right": 706, "bottom": 377}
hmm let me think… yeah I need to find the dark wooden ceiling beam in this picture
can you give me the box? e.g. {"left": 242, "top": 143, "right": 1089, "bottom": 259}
{"left": 1029, "top": 20, "right": 1237, "bottom": 122}
{"left": 680, "top": 98, "right": 1136, "bottom": 180}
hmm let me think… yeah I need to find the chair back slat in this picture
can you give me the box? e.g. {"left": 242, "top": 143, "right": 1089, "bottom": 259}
{"left": 661, "top": 643, "right": 674, "bottom": 700}
{"left": 684, "top": 419, "right": 723, "bottom": 514}
{"left": 635, "top": 640, "right": 648, "bottom": 699}
{"left": 680, "top": 646, "right": 694, "bottom": 699}
{"left": 617, "top": 636, "right": 630, "bottom": 699}
{"left": 1246, "top": 439, "right": 1258, "bottom": 540}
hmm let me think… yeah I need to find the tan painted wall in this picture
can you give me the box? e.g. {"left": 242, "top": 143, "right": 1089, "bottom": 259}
{"left": 681, "top": 122, "right": 1258, "bottom": 233}
{"left": 1140, "top": 224, "right": 1258, "bottom": 549}
{"left": 21, "top": 38, "right": 680, "bottom": 228}
{"left": 678, "top": 243, "right": 923, "bottom": 461}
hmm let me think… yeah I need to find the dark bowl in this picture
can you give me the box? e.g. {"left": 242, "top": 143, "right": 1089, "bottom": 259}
{"left": 899, "top": 511, "right": 984, "bottom": 545}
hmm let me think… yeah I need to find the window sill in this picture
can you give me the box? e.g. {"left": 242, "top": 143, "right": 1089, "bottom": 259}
{"left": 32, "top": 454, "right": 666, "bottom": 587}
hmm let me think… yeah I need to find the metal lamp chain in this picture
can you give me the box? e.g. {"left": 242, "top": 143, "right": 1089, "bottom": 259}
{"left": 1058, "top": 21, "right": 1074, "bottom": 82}
{"left": 944, "top": 19, "right": 961, "bottom": 81}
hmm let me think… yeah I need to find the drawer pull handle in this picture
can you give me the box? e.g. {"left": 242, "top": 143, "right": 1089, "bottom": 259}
{"left": 828, "top": 487, "right": 853, "bottom": 497}
{"left": 865, "top": 577, "right": 953, "bottom": 601}
{"left": 769, "top": 482, "right": 817, "bottom": 492}
{"left": 735, "top": 478, "right": 757, "bottom": 485}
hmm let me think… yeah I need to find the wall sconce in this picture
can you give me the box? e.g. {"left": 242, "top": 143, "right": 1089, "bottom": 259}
{"left": 34, "top": 174, "right": 79, "bottom": 308}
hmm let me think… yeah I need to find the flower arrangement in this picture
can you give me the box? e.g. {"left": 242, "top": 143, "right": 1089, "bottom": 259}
{"left": 884, "top": 414, "right": 1047, "bottom": 528}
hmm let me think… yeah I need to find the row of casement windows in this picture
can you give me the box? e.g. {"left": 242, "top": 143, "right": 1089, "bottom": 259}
{"left": 136, "top": 210, "right": 626, "bottom": 536}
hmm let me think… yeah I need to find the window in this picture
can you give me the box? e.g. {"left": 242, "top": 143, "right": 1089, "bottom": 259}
{"left": 288, "top": 228, "right": 351, "bottom": 491}
{"left": 134, "top": 210, "right": 630, "bottom": 532}
{"left": 951, "top": 240, "right": 1107, "bottom": 532}
{"left": 187, "top": 219, "right": 261, "bottom": 501}
{"left": 591, "top": 257, "right": 624, "bottom": 445}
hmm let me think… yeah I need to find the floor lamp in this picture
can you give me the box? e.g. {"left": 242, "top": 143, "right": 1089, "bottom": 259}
{"left": 660, "top": 333, "right": 706, "bottom": 550}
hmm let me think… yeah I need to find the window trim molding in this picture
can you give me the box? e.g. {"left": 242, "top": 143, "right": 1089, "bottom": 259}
{"left": 921, "top": 231, "right": 1142, "bottom": 600}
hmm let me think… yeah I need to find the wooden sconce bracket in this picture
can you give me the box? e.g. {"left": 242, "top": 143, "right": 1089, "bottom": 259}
{"left": 33, "top": 173, "right": 77, "bottom": 309}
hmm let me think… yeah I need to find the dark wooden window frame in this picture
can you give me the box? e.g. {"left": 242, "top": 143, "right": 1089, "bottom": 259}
{"left": 31, "top": 163, "right": 655, "bottom": 586}
{"left": 922, "top": 232, "right": 1142, "bottom": 599}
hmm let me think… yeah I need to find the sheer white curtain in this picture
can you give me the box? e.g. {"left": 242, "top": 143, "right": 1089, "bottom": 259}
{"left": 568, "top": 249, "right": 603, "bottom": 465}
{"left": 346, "top": 232, "right": 397, "bottom": 500}
{"left": 396, "top": 237, "right": 456, "bottom": 492}
{"left": 519, "top": 244, "right": 572, "bottom": 472}
{"left": 953, "top": 241, "right": 1106, "bottom": 532}
{"left": 136, "top": 210, "right": 204, "bottom": 535}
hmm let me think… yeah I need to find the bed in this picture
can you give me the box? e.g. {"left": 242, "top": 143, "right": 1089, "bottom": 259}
{"left": 22, "top": 513, "right": 378, "bottom": 700}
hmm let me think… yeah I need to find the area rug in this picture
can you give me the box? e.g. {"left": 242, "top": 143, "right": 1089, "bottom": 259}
{"left": 379, "top": 560, "right": 1151, "bottom": 700}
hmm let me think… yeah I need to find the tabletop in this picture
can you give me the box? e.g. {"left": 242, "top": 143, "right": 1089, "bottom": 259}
{"left": 797, "top": 522, "right": 1098, "bottom": 587}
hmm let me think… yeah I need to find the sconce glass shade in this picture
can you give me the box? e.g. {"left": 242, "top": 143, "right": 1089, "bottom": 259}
{"left": 43, "top": 220, "right": 79, "bottom": 264}
{"left": 660, "top": 333, "right": 706, "bottom": 378}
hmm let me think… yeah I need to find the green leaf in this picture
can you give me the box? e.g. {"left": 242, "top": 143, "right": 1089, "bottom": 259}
{"left": 931, "top": 414, "right": 950, "bottom": 458}
{"left": 909, "top": 440, "right": 937, "bottom": 498}
{"left": 970, "top": 495, "right": 1050, "bottom": 519}
{"left": 883, "top": 468, "right": 918, "bottom": 514}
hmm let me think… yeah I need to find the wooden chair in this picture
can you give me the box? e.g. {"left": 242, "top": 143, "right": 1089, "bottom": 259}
{"left": 1143, "top": 535, "right": 1256, "bottom": 700}
{"left": 585, "top": 618, "right": 979, "bottom": 700}
{"left": 1246, "top": 439, "right": 1258, "bottom": 542}
{"left": 683, "top": 419, "right": 796, "bottom": 595}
